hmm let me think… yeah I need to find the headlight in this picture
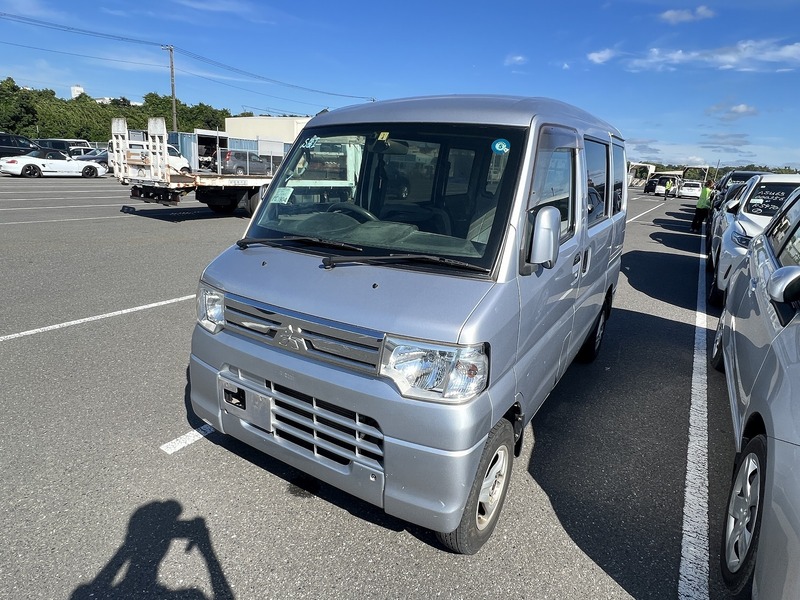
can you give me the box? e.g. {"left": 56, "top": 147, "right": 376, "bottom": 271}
{"left": 731, "top": 228, "right": 752, "bottom": 249}
{"left": 196, "top": 282, "right": 225, "bottom": 333}
{"left": 379, "top": 337, "right": 488, "bottom": 402}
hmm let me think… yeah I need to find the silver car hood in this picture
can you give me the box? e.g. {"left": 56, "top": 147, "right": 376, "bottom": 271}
{"left": 737, "top": 211, "right": 773, "bottom": 236}
{"left": 201, "top": 245, "right": 495, "bottom": 343}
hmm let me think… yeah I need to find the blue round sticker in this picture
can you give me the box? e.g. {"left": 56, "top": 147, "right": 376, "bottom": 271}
{"left": 492, "top": 139, "right": 510, "bottom": 155}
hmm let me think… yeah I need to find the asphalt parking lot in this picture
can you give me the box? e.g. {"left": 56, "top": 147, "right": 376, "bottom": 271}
{"left": 0, "top": 176, "right": 736, "bottom": 599}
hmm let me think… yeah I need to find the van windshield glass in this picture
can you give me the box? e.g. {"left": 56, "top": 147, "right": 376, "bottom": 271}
{"left": 248, "top": 124, "right": 525, "bottom": 272}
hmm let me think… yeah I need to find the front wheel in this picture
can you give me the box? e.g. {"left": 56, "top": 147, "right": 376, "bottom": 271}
{"left": 436, "top": 419, "right": 514, "bottom": 555}
{"left": 721, "top": 435, "right": 766, "bottom": 597}
{"left": 81, "top": 165, "right": 97, "bottom": 178}
{"left": 709, "top": 265, "right": 724, "bottom": 307}
{"left": 710, "top": 311, "right": 726, "bottom": 372}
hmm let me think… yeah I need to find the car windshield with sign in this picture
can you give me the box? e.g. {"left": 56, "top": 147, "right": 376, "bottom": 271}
{"left": 246, "top": 124, "right": 525, "bottom": 273}
{"left": 743, "top": 182, "right": 800, "bottom": 218}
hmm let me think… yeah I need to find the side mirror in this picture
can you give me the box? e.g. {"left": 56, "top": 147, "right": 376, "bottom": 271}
{"left": 529, "top": 205, "right": 561, "bottom": 270}
{"left": 767, "top": 265, "right": 800, "bottom": 304}
{"left": 725, "top": 200, "right": 740, "bottom": 214}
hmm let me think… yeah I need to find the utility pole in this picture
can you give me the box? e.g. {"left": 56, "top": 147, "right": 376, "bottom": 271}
{"left": 162, "top": 44, "right": 178, "bottom": 132}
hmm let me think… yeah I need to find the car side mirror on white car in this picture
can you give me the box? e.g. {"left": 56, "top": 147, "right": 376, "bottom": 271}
{"left": 528, "top": 205, "right": 561, "bottom": 270}
{"left": 767, "top": 265, "right": 800, "bottom": 304}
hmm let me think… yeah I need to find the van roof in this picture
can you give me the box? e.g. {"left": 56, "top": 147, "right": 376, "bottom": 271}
{"left": 308, "top": 95, "right": 623, "bottom": 139}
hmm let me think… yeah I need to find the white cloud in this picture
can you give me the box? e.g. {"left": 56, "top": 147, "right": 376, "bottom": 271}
{"left": 587, "top": 49, "right": 616, "bottom": 64}
{"left": 626, "top": 39, "right": 800, "bottom": 72}
{"left": 562, "top": 63, "right": 570, "bottom": 70}
{"left": 706, "top": 103, "right": 759, "bottom": 121}
{"left": 660, "top": 5, "right": 716, "bottom": 25}
{"left": 504, "top": 55, "right": 528, "bottom": 67}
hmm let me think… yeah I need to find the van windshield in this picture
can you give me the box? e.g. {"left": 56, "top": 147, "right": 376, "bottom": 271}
{"left": 247, "top": 124, "right": 525, "bottom": 272}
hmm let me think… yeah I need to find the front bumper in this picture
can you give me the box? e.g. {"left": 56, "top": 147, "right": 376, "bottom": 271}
{"left": 189, "top": 325, "right": 492, "bottom": 533}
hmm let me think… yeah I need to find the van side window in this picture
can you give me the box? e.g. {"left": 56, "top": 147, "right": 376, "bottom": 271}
{"left": 530, "top": 126, "right": 577, "bottom": 240}
{"left": 612, "top": 144, "right": 625, "bottom": 215}
{"left": 584, "top": 139, "right": 608, "bottom": 227}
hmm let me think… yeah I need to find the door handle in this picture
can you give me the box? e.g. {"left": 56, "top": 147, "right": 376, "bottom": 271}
{"left": 573, "top": 254, "right": 581, "bottom": 266}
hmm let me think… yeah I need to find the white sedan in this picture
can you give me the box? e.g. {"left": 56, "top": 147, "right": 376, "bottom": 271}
{"left": 0, "top": 149, "right": 107, "bottom": 178}
{"left": 680, "top": 180, "right": 702, "bottom": 199}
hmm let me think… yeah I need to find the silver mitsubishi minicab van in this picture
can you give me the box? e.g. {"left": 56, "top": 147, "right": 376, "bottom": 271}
{"left": 191, "top": 95, "right": 627, "bottom": 554}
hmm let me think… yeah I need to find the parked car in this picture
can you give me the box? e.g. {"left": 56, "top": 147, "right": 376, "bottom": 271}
{"left": 706, "top": 182, "right": 748, "bottom": 269}
{"left": 643, "top": 177, "right": 658, "bottom": 194}
{"left": 34, "top": 138, "right": 92, "bottom": 157}
{"left": 708, "top": 174, "right": 800, "bottom": 305}
{"left": 711, "top": 185, "right": 800, "bottom": 599}
{"left": 211, "top": 150, "right": 270, "bottom": 175}
{"left": 75, "top": 149, "right": 111, "bottom": 172}
{"left": 711, "top": 169, "right": 765, "bottom": 209}
{"left": 654, "top": 175, "right": 681, "bottom": 198}
{"left": 0, "top": 149, "right": 107, "bottom": 178}
{"left": 0, "top": 131, "right": 40, "bottom": 158}
{"left": 679, "top": 180, "right": 702, "bottom": 199}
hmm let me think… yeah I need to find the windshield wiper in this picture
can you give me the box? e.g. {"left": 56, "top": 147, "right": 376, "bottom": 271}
{"left": 237, "top": 235, "right": 363, "bottom": 252}
{"left": 321, "top": 253, "right": 490, "bottom": 273}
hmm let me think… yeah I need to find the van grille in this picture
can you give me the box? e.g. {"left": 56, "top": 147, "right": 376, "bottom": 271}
{"left": 269, "top": 379, "right": 384, "bottom": 469}
{"left": 226, "top": 367, "right": 384, "bottom": 469}
{"left": 224, "top": 294, "right": 384, "bottom": 374}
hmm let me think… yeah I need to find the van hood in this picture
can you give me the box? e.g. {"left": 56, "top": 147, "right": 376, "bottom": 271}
{"left": 737, "top": 211, "right": 772, "bottom": 236}
{"left": 201, "top": 245, "right": 496, "bottom": 343}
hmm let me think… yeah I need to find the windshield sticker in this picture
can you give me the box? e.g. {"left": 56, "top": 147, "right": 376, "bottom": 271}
{"left": 270, "top": 187, "right": 294, "bottom": 204}
{"left": 378, "top": 132, "right": 390, "bottom": 141}
{"left": 492, "top": 139, "right": 510, "bottom": 155}
{"left": 300, "top": 135, "right": 319, "bottom": 150}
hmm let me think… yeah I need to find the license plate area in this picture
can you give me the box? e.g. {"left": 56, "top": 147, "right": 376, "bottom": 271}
{"left": 219, "top": 378, "right": 273, "bottom": 432}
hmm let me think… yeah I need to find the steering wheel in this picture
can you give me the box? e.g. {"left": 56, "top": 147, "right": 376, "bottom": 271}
{"left": 327, "top": 202, "right": 379, "bottom": 223}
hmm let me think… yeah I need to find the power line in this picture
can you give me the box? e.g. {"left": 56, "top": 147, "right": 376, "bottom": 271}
{"left": 0, "top": 11, "right": 375, "bottom": 102}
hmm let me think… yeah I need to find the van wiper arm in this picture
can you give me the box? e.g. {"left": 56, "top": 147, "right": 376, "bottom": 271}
{"left": 321, "top": 253, "right": 490, "bottom": 273}
{"left": 237, "top": 235, "right": 363, "bottom": 252}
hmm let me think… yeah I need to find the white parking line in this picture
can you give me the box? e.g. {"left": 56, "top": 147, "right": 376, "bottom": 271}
{"left": 626, "top": 204, "right": 662, "bottom": 223}
{"left": 0, "top": 215, "right": 134, "bottom": 225}
{"left": 160, "top": 424, "right": 215, "bottom": 455}
{"left": 0, "top": 295, "right": 194, "bottom": 342}
{"left": 678, "top": 230, "right": 710, "bottom": 600}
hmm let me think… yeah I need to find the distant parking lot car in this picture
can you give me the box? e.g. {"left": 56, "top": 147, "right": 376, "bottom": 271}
{"left": 654, "top": 175, "right": 681, "bottom": 198}
{"left": 644, "top": 177, "right": 658, "bottom": 194}
{"left": 711, "top": 185, "right": 800, "bottom": 599}
{"left": 75, "top": 149, "right": 111, "bottom": 172}
{"left": 0, "top": 149, "right": 107, "bottom": 178}
{"left": 211, "top": 150, "right": 271, "bottom": 176}
{"left": 0, "top": 131, "right": 40, "bottom": 158}
{"left": 679, "top": 180, "right": 702, "bottom": 199}
{"left": 708, "top": 174, "right": 800, "bottom": 305}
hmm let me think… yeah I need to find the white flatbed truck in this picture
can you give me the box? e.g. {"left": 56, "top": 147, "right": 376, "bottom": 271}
{"left": 111, "top": 117, "right": 272, "bottom": 216}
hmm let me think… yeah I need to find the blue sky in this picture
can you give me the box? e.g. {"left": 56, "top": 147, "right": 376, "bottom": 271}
{"left": 1, "top": 0, "right": 799, "bottom": 170}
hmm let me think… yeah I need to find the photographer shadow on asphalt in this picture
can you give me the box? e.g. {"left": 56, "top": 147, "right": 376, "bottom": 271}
{"left": 70, "top": 499, "right": 234, "bottom": 600}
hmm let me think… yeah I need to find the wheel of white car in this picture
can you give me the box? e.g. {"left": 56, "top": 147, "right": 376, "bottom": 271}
{"left": 436, "top": 419, "right": 514, "bottom": 555}
{"left": 710, "top": 311, "right": 725, "bottom": 372}
{"left": 721, "top": 435, "right": 766, "bottom": 597}
{"left": 22, "top": 164, "right": 42, "bottom": 178}
{"left": 81, "top": 165, "right": 97, "bottom": 178}
{"left": 180, "top": 167, "right": 191, "bottom": 174}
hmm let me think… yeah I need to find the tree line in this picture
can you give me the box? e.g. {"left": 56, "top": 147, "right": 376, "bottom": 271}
{"left": 0, "top": 77, "right": 269, "bottom": 142}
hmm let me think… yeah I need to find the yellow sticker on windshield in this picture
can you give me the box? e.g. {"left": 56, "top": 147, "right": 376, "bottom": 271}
{"left": 378, "top": 132, "right": 390, "bottom": 141}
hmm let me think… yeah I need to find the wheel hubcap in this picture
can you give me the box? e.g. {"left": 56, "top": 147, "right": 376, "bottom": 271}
{"left": 476, "top": 446, "right": 509, "bottom": 530}
{"left": 724, "top": 452, "right": 761, "bottom": 572}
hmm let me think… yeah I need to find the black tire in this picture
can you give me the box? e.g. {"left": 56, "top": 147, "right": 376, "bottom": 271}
{"left": 180, "top": 167, "right": 191, "bottom": 174}
{"left": 22, "top": 164, "right": 42, "bottom": 178}
{"left": 436, "top": 419, "right": 514, "bottom": 555}
{"left": 709, "top": 266, "right": 724, "bottom": 307}
{"left": 246, "top": 188, "right": 262, "bottom": 216}
{"left": 81, "top": 165, "right": 97, "bottom": 178}
{"left": 235, "top": 167, "right": 245, "bottom": 175}
{"left": 721, "top": 435, "right": 767, "bottom": 597}
{"left": 577, "top": 300, "right": 608, "bottom": 362}
{"left": 710, "top": 311, "right": 726, "bottom": 372}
